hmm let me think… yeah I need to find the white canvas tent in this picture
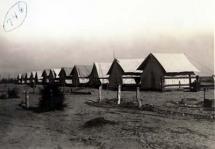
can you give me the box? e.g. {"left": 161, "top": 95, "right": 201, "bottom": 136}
{"left": 70, "top": 65, "right": 93, "bottom": 87}
{"left": 107, "top": 58, "right": 144, "bottom": 87}
{"left": 59, "top": 67, "right": 73, "bottom": 85}
{"left": 24, "top": 72, "right": 31, "bottom": 84}
{"left": 88, "top": 62, "right": 111, "bottom": 87}
{"left": 42, "top": 69, "right": 51, "bottom": 84}
{"left": 137, "top": 53, "right": 199, "bottom": 90}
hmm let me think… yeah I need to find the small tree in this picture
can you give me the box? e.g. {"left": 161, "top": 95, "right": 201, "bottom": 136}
{"left": 39, "top": 84, "right": 65, "bottom": 112}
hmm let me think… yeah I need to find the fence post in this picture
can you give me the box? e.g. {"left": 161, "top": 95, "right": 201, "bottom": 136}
{"left": 188, "top": 74, "right": 191, "bottom": 91}
{"left": 204, "top": 88, "right": 206, "bottom": 100}
{"left": 136, "top": 85, "right": 142, "bottom": 108}
{"left": 160, "top": 76, "right": 164, "bottom": 91}
{"left": 25, "top": 90, "right": 29, "bottom": 109}
{"left": 98, "top": 85, "right": 102, "bottom": 102}
{"left": 117, "top": 84, "right": 121, "bottom": 105}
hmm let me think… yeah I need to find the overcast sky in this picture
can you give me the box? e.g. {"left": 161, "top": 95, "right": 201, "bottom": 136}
{"left": 0, "top": 0, "right": 214, "bottom": 77}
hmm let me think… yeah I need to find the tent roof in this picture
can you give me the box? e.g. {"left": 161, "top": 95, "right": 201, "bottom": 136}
{"left": 36, "top": 71, "right": 43, "bottom": 79}
{"left": 72, "top": 65, "right": 93, "bottom": 78}
{"left": 21, "top": 73, "right": 26, "bottom": 78}
{"left": 94, "top": 62, "right": 111, "bottom": 78}
{"left": 60, "top": 67, "right": 73, "bottom": 76}
{"left": 17, "top": 73, "right": 22, "bottom": 79}
{"left": 108, "top": 58, "right": 144, "bottom": 74}
{"left": 26, "top": 72, "right": 31, "bottom": 78}
{"left": 138, "top": 53, "right": 199, "bottom": 73}
{"left": 50, "top": 68, "right": 61, "bottom": 78}
{"left": 30, "top": 71, "right": 43, "bottom": 79}
{"left": 42, "top": 69, "right": 51, "bottom": 76}
{"left": 52, "top": 68, "right": 61, "bottom": 76}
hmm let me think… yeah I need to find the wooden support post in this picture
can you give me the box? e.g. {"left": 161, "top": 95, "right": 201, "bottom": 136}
{"left": 25, "top": 91, "right": 29, "bottom": 109}
{"left": 117, "top": 84, "right": 121, "bottom": 105}
{"left": 204, "top": 88, "right": 206, "bottom": 100}
{"left": 136, "top": 86, "right": 142, "bottom": 108}
{"left": 160, "top": 76, "right": 164, "bottom": 92}
{"left": 98, "top": 85, "right": 102, "bottom": 102}
{"left": 179, "top": 81, "right": 181, "bottom": 89}
{"left": 188, "top": 74, "right": 191, "bottom": 91}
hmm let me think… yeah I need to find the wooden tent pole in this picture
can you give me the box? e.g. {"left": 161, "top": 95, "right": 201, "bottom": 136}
{"left": 136, "top": 85, "right": 142, "bottom": 108}
{"left": 188, "top": 74, "right": 191, "bottom": 91}
{"left": 98, "top": 85, "right": 102, "bottom": 102}
{"left": 117, "top": 84, "right": 121, "bottom": 105}
{"left": 160, "top": 76, "right": 164, "bottom": 92}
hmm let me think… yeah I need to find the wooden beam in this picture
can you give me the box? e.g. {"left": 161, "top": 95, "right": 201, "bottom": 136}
{"left": 117, "top": 84, "right": 121, "bottom": 105}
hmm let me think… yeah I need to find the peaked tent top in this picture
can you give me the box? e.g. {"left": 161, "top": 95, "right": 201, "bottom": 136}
{"left": 138, "top": 53, "right": 199, "bottom": 73}
{"left": 36, "top": 71, "right": 43, "bottom": 79}
{"left": 60, "top": 67, "right": 73, "bottom": 76}
{"left": 94, "top": 62, "right": 112, "bottom": 78}
{"left": 50, "top": 68, "right": 61, "bottom": 78}
{"left": 108, "top": 58, "right": 144, "bottom": 74}
{"left": 72, "top": 65, "right": 93, "bottom": 78}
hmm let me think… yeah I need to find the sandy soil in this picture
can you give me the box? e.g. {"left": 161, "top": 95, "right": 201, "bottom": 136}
{"left": 0, "top": 84, "right": 214, "bottom": 149}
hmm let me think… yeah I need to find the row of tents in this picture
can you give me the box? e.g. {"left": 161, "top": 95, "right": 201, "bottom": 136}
{"left": 16, "top": 53, "right": 200, "bottom": 90}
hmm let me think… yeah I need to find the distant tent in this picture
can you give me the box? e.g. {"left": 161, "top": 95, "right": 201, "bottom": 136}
{"left": 49, "top": 68, "right": 61, "bottom": 84}
{"left": 21, "top": 73, "right": 25, "bottom": 84}
{"left": 36, "top": 71, "right": 43, "bottom": 84}
{"left": 24, "top": 72, "right": 31, "bottom": 84}
{"left": 70, "top": 65, "right": 93, "bottom": 87}
{"left": 88, "top": 62, "right": 111, "bottom": 87}
{"left": 107, "top": 58, "right": 144, "bottom": 88}
{"left": 30, "top": 71, "right": 36, "bottom": 85}
{"left": 17, "top": 73, "right": 22, "bottom": 84}
{"left": 137, "top": 53, "right": 199, "bottom": 90}
{"left": 59, "top": 67, "right": 73, "bottom": 86}
{"left": 42, "top": 69, "right": 50, "bottom": 84}
{"left": 30, "top": 71, "right": 43, "bottom": 85}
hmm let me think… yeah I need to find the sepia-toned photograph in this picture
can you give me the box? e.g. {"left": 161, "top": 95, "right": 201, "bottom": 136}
{"left": 0, "top": 0, "right": 214, "bottom": 148}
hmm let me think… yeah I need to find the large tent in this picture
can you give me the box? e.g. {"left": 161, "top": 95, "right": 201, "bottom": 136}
{"left": 70, "top": 65, "right": 93, "bottom": 87}
{"left": 107, "top": 58, "right": 144, "bottom": 88}
{"left": 137, "top": 53, "right": 199, "bottom": 90}
{"left": 59, "top": 67, "right": 73, "bottom": 86}
{"left": 88, "top": 62, "right": 111, "bottom": 87}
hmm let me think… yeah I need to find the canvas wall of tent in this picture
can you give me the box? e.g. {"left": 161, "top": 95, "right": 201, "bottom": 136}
{"left": 107, "top": 58, "right": 144, "bottom": 89}
{"left": 88, "top": 62, "right": 111, "bottom": 87}
{"left": 49, "top": 68, "right": 61, "bottom": 84}
{"left": 137, "top": 53, "right": 199, "bottom": 90}
{"left": 70, "top": 65, "right": 93, "bottom": 87}
{"left": 59, "top": 67, "right": 73, "bottom": 86}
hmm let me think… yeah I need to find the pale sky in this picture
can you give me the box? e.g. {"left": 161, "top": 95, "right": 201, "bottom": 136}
{"left": 0, "top": 0, "right": 214, "bottom": 77}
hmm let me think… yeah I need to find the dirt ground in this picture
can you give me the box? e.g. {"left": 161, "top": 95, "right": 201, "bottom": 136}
{"left": 0, "top": 84, "right": 214, "bottom": 149}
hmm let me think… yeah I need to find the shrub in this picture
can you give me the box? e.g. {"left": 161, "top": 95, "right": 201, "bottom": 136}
{"left": 0, "top": 94, "right": 8, "bottom": 99}
{"left": 7, "top": 87, "right": 20, "bottom": 98}
{"left": 39, "top": 84, "right": 65, "bottom": 112}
